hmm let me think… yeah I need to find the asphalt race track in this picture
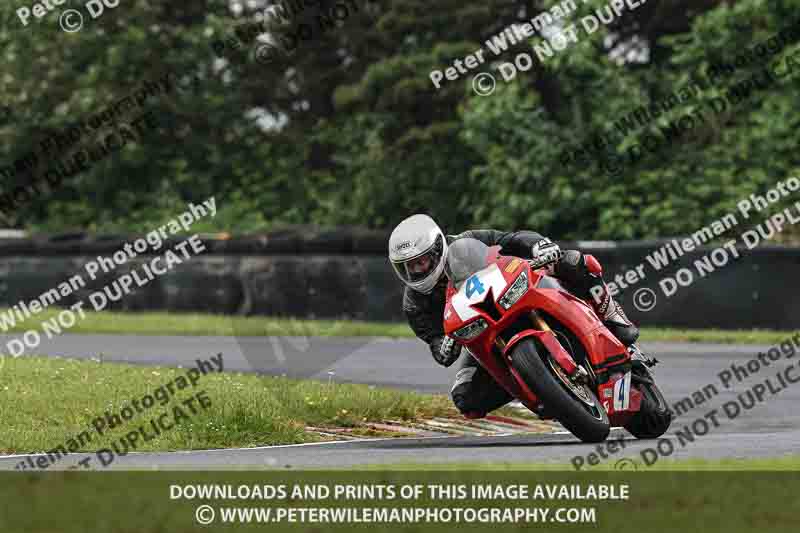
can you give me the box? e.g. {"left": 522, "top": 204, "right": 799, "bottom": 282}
{"left": 1, "top": 335, "right": 798, "bottom": 469}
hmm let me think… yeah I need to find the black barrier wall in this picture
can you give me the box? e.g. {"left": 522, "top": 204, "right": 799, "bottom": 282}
{"left": 0, "top": 229, "right": 798, "bottom": 329}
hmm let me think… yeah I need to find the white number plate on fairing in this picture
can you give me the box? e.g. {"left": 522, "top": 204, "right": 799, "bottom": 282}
{"left": 451, "top": 264, "right": 508, "bottom": 321}
{"left": 613, "top": 371, "right": 632, "bottom": 411}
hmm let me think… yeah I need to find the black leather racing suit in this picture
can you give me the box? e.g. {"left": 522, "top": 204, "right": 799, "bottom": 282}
{"left": 402, "top": 229, "right": 610, "bottom": 417}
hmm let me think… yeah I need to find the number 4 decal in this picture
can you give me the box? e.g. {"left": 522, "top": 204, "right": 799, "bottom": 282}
{"left": 451, "top": 265, "right": 508, "bottom": 321}
{"left": 465, "top": 275, "right": 486, "bottom": 298}
{"left": 612, "top": 371, "right": 632, "bottom": 411}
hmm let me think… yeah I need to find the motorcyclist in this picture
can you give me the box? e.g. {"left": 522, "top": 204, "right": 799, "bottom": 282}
{"left": 388, "top": 213, "right": 639, "bottom": 419}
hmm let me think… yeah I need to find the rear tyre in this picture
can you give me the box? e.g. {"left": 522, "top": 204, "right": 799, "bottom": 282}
{"left": 624, "top": 364, "right": 673, "bottom": 439}
{"left": 511, "top": 339, "right": 610, "bottom": 443}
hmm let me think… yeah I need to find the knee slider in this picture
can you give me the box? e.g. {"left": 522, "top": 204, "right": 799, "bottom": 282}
{"left": 452, "top": 390, "right": 483, "bottom": 416}
{"left": 451, "top": 367, "right": 478, "bottom": 414}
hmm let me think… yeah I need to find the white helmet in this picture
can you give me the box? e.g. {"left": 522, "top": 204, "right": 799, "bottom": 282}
{"left": 388, "top": 214, "right": 449, "bottom": 294}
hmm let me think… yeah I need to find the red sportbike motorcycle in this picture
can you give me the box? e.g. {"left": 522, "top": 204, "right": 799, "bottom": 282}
{"left": 443, "top": 238, "right": 672, "bottom": 443}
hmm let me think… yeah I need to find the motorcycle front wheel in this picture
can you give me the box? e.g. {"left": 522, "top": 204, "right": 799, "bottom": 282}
{"left": 510, "top": 338, "right": 610, "bottom": 443}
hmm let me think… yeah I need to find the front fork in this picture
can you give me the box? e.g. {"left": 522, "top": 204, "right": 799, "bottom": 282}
{"left": 535, "top": 311, "right": 594, "bottom": 386}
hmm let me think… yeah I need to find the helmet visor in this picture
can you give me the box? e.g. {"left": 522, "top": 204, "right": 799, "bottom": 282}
{"left": 391, "top": 234, "right": 445, "bottom": 284}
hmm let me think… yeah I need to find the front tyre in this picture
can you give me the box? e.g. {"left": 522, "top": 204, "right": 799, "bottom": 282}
{"left": 511, "top": 339, "right": 610, "bottom": 443}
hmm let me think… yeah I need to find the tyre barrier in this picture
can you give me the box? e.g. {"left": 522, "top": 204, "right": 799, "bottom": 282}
{"left": 0, "top": 231, "right": 798, "bottom": 327}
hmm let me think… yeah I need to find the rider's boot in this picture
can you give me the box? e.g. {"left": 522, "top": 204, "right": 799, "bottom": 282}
{"left": 590, "top": 282, "right": 640, "bottom": 347}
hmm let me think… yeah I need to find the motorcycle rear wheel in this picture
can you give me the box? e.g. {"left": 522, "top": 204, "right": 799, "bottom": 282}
{"left": 511, "top": 338, "right": 610, "bottom": 443}
{"left": 624, "top": 363, "right": 673, "bottom": 439}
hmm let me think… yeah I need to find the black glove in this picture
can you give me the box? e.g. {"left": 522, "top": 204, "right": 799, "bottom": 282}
{"left": 431, "top": 335, "right": 462, "bottom": 368}
{"left": 530, "top": 238, "right": 562, "bottom": 269}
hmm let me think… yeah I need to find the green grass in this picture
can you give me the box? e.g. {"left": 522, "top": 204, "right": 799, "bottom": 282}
{"left": 0, "top": 356, "right": 458, "bottom": 455}
{"left": 0, "top": 307, "right": 412, "bottom": 337}
{"left": 0, "top": 307, "right": 796, "bottom": 344}
{"left": 636, "top": 328, "right": 798, "bottom": 344}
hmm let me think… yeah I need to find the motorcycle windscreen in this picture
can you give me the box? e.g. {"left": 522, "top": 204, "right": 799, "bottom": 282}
{"left": 445, "top": 238, "right": 490, "bottom": 288}
{"left": 536, "top": 275, "right": 567, "bottom": 290}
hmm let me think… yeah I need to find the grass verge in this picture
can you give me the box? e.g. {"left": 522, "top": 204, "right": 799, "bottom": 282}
{"left": 0, "top": 307, "right": 411, "bottom": 337}
{"left": 0, "top": 307, "right": 796, "bottom": 344}
{"left": 0, "top": 355, "right": 457, "bottom": 455}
